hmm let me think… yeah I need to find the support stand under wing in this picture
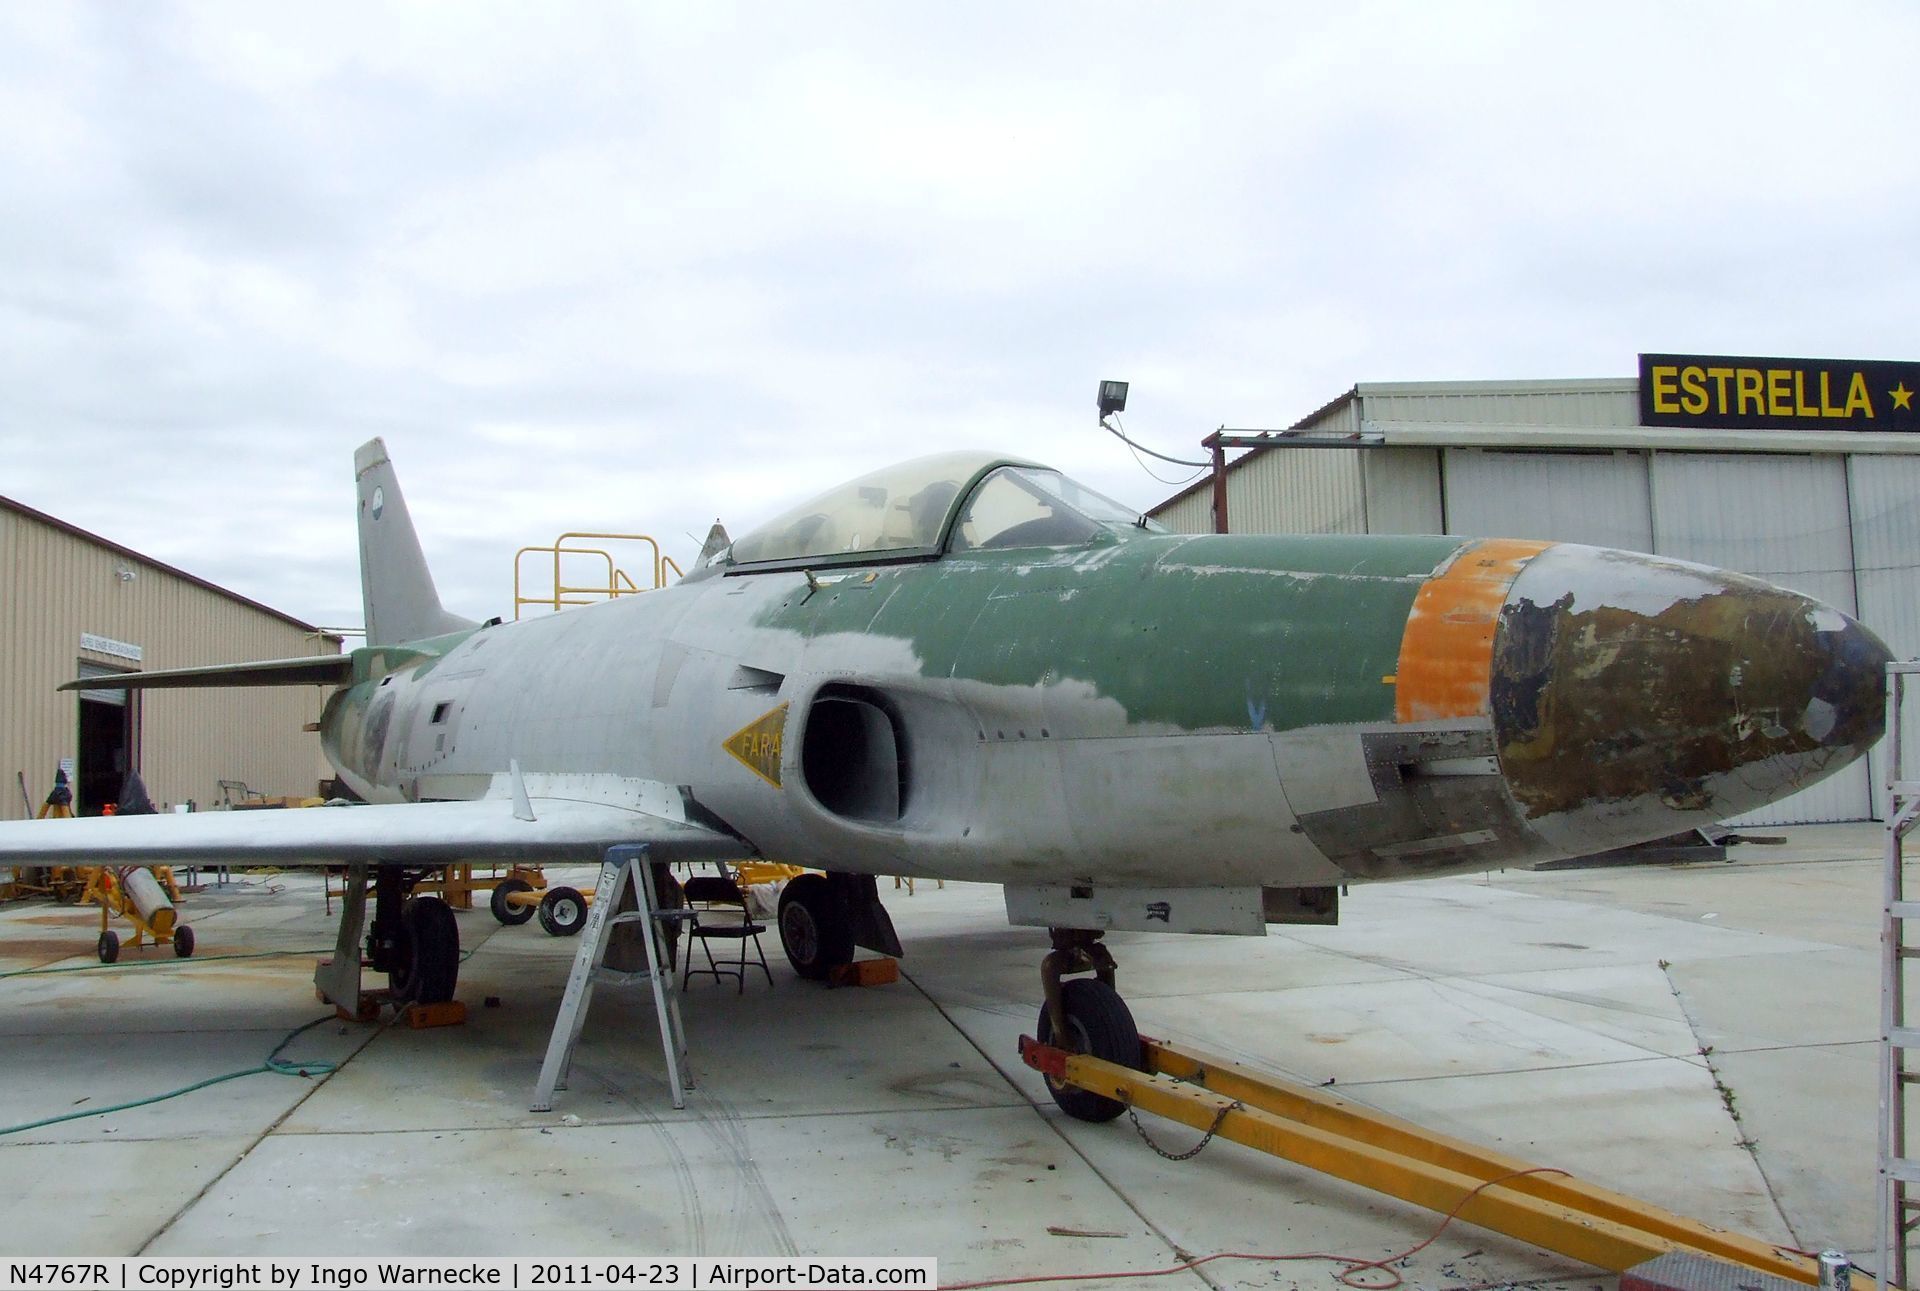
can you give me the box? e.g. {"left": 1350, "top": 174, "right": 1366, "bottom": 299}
{"left": 532, "top": 844, "right": 696, "bottom": 1112}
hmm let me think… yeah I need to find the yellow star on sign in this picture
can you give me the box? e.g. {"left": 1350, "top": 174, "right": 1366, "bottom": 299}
{"left": 1893, "top": 382, "right": 1915, "bottom": 412}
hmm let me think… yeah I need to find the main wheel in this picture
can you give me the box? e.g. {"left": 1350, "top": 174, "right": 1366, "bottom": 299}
{"left": 172, "top": 925, "right": 195, "bottom": 959}
{"left": 97, "top": 930, "right": 120, "bottom": 964}
{"left": 777, "top": 873, "right": 854, "bottom": 980}
{"left": 393, "top": 896, "right": 460, "bottom": 1003}
{"left": 1036, "top": 978, "right": 1144, "bottom": 1123}
{"left": 538, "top": 886, "right": 588, "bottom": 937}
{"left": 491, "top": 878, "right": 536, "bottom": 926}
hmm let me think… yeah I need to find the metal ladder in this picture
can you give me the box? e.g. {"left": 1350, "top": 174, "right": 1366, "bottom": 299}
{"left": 1882, "top": 661, "right": 1920, "bottom": 1290}
{"left": 532, "top": 844, "right": 696, "bottom": 1112}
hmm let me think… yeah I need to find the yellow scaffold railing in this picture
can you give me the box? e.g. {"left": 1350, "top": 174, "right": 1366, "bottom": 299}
{"left": 513, "top": 532, "right": 685, "bottom": 620}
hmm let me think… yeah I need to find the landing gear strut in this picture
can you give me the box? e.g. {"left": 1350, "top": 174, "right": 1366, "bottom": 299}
{"left": 1036, "top": 928, "right": 1143, "bottom": 1123}
{"left": 777, "top": 871, "right": 904, "bottom": 980}
{"left": 366, "top": 867, "right": 459, "bottom": 1005}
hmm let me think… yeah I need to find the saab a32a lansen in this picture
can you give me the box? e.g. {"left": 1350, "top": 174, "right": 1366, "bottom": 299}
{"left": 0, "top": 440, "right": 1891, "bottom": 1120}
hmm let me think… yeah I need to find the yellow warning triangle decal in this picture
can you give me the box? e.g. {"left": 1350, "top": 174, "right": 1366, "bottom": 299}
{"left": 723, "top": 703, "right": 788, "bottom": 788}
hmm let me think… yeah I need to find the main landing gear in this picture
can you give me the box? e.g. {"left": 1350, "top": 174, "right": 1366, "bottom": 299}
{"left": 365, "top": 867, "right": 461, "bottom": 1005}
{"left": 778, "top": 873, "right": 855, "bottom": 979}
{"left": 1036, "top": 928, "right": 1145, "bottom": 1122}
{"left": 776, "top": 871, "right": 904, "bottom": 980}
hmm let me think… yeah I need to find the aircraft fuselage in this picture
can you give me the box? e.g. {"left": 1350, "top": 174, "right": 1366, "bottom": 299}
{"left": 321, "top": 526, "right": 1888, "bottom": 898}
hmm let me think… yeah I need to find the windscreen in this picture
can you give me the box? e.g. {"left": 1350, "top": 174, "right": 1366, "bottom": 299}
{"left": 728, "top": 452, "right": 1005, "bottom": 566}
{"left": 949, "top": 467, "right": 1164, "bottom": 551}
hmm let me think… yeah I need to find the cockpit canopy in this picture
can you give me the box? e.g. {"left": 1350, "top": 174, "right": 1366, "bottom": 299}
{"left": 723, "top": 452, "right": 1163, "bottom": 571}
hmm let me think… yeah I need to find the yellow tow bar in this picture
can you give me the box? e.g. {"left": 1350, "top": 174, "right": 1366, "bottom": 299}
{"left": 1019, "top": 1034, "right": 1859, "bottom": 1290}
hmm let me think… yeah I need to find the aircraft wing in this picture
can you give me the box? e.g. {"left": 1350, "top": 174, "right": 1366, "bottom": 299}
{"left": 57, "top": 654, "right": 352, "bottom": 691}
{"left": 0, "top": 797, "right": 744, "bottom": 868}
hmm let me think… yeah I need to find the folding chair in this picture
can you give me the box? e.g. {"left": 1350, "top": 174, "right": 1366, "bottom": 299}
{"left": 680, "top": 871, "right": 772, "bottom": 993}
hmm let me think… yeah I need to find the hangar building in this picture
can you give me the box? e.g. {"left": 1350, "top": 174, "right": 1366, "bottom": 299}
{"left": 2, "top": 495, "right": 343, "bottom": 824}
{"left": 1147, "top": 356, "right": 1920, "bottom": 826}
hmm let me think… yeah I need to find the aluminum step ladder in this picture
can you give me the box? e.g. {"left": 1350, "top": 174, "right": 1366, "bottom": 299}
{"left": 532, "top": 844, "right": 696, "bottom": 1112}
{"left": 1882, "top": 661, "right": 1920, "bottom": 1290}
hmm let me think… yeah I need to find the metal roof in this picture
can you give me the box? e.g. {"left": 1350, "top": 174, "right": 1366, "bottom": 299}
{"left": 1355, "top": 377, "right": 1636, "bottom": 397}
{"left": 1362, "top": 421, "right": 1920, "bottom": 454}
{"left": 1149, "top": 377, "right": 1920, "bottom": 516}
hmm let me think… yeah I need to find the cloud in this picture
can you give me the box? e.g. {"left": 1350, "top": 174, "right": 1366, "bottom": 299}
{"left": 3, "top": 0, "right": 1918, "bottom": 633}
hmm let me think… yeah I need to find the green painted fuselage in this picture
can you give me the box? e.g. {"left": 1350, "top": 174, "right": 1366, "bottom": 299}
{"left": 322, "top": 527, "right": 1462, "bottom": 892}
{"left": 319, "top": 511, "right": 1890, "bottom": 905}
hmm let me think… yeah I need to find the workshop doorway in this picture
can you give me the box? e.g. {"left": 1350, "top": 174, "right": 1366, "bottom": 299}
{"left": 75, "top": 662, "right": 137, "bottom": 816}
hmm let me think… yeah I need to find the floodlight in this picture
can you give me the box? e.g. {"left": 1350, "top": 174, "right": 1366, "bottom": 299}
{"left": 1097, "top": 380, "right": 1129, "bottom": 419}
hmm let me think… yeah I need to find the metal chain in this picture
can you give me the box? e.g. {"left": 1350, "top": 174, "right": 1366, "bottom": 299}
{"left": 1125, "top": 1098, "right": 1242, "bottom": 1161}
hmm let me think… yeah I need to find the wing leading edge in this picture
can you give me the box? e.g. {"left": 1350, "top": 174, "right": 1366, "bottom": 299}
{"left": 57, "top": 655, "right": 352, "bottom": 691}
{"left": 0, "top": 796, "right": 744, "bottom": 868}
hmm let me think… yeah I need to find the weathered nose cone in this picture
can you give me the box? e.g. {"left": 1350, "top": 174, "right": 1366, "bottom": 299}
{"left": 1491, "top": 544, "right": 1891, "bottom": 854}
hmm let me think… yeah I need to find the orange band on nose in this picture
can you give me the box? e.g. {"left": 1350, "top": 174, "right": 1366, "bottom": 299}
{"left": 1394, "top": 539, "right": 1551, "bottom": 723}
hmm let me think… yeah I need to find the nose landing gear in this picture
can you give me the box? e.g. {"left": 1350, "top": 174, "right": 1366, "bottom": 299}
{"left": 1036, "top": 928, "right": 1144, "bottom": 1122}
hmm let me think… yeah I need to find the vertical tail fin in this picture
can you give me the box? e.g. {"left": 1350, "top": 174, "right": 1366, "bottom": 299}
{"left": 354, "top": 438, "right": 477, "bottom": 646}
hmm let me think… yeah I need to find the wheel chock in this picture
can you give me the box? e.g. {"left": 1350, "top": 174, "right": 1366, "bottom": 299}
{"left": 315, "top": 968, "right": 466, "bottom": 1027}
{"left": 829, "top": 958, "right": 898, "bottom": 988}
{"left": 405, "top": 1000, "right": 468, "bottom": 1029}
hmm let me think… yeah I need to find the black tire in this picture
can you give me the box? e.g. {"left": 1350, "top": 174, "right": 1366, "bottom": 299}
{"left": 172, "top": 925, "right": 195, "bottom": 959}
{"left": 538, "top": 886, "right": 588, "bottom": 937}
{"left": 491, "top": 878, "right": 536, "bottom": 926}
{"left": 1036, "top": 978, "right": 1144, "bottom": 1123}
{"left": 97, "top": 930, "right": 120, "bottom": 964}
{"left": 777, "top": 873, "right": 854, "bottom": 980}
{"left": 393, "top": 896, "right": 460, "bottom": 1004}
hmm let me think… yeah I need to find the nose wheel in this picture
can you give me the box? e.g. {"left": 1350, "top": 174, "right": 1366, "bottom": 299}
{"left": 1037, "top": 929, "right": 1144, "bottom": 1122}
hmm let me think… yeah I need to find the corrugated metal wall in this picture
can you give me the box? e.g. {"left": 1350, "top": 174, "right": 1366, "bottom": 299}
{"left": 2, "top": 505, "right": 340, "bottom": 819}
{"left": 1156, "top": 395, "right": 1375, "bottom": 536}
{"left": 1154, "top": 449, "right": 1369, "bottom": 536}
{"left": 1361, "top": 379, "right": 1639, "bottom": 428}
{"left": 1154, "top": 483, "right": 1216, "bottom": 535}
{"left": 1442, "top": 448, "right": 1654, "bottom": 549}
{"left": 1847, "top": 456, "right": 1920, "bottom": 810}
{"left": 1226, "top": 448, "right": 1368, "bottom": 535}
{"left": 1361, "top": 448, "right": 1443, "bottom": 534}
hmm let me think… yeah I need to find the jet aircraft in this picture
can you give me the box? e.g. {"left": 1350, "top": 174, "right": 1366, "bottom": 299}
{"left": 0, "top": 440, "right": 1892, "bottom": 1120}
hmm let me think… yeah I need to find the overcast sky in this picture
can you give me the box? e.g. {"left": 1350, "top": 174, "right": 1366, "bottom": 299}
{"left": 4, "top": 2, "right": 1916, "bottom": 635}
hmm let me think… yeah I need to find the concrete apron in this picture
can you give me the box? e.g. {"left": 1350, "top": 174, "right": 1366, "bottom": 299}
{"left": 0, "top": 828, "right": 1884, "bottom": 1288}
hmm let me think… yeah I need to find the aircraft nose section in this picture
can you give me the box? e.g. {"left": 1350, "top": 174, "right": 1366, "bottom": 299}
{"left": 1491, "top": 544, "right": 1891, "bottom": 852}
